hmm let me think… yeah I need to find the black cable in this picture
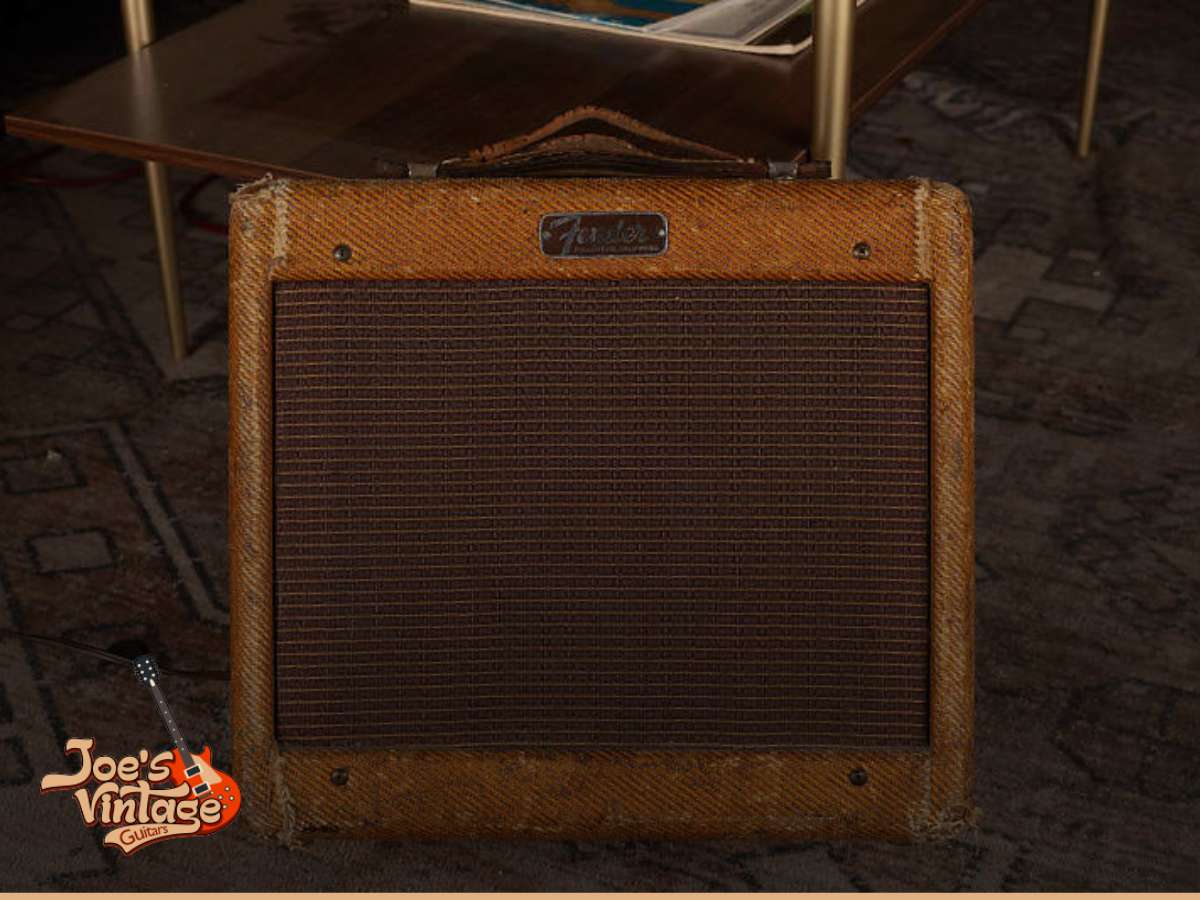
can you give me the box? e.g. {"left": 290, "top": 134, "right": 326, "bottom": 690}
{"left": 0, "top": 626, "right": 229, "bottom": 682}
{"left": 0, "top": 145, "right": 142, "bottom": 188}
{"left": 179, "top": 173, "right": 229, "bottom": 237}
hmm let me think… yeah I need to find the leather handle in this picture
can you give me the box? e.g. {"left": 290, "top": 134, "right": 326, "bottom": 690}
{"left": 469, "top": 106, "right": 742, "bottom": 163}
{"left": 432, "top": 106, "right": 828, "bottom": 180}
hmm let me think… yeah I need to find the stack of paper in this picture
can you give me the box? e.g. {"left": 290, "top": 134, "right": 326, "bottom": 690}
{"left": 410, "top": 0, "right": 851, "bottom": 56}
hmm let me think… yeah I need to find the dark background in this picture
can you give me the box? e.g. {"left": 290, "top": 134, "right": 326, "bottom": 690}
{"left": 1, "top": 0, "right": 1198, "bottom": 890}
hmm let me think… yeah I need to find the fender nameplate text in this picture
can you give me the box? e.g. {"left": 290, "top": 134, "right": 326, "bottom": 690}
{"left": 539, "top": 212, "right": 668, "bottom": 258}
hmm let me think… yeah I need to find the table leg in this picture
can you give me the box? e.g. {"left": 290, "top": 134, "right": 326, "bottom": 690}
{"left": 1076, "top": 0, "right": 1111, "bottom": 158}
{"left": 121, "top": 0, "right": 188, "bottom": 361}
{"left": 811, "top": 0, "right": 856, "bottom": 179}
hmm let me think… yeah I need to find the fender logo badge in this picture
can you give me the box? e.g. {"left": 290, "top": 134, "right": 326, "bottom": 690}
{"left": 540, "top": 212, "right": 668, "bottom": 258}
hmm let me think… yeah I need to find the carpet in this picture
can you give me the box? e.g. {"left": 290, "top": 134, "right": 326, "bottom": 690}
{"left": 1, "top": 0, "right": 1197, "bottom": 889}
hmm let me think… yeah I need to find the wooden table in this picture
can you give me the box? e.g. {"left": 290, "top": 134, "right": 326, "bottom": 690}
{"left": 4, "top": 0, "right": 992, "bottom": 361}
{"left": 6, "top": 0, "right": 990, "bottom": 178}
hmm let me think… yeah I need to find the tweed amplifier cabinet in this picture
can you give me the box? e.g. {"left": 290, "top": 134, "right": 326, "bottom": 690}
{"left": 228, "top": 131, "right": 975, "bottom": 841}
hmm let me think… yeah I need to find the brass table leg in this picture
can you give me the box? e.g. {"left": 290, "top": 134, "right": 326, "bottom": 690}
{"left": 811, "top": 0, "right": 856, "bottom": 179}
{"left": 1076, "top": 0, "right": 1112, "bottom": 158}
{"left": 121, "top": 0, "right": 188, "bottom": 361}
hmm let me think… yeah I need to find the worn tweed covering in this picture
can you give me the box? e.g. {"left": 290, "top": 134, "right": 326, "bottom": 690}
{"left": 229, "top": 176, "right": 974, "bottom": 841}
{"left": 272, "top": 278, "right": 931, "bottom": 750}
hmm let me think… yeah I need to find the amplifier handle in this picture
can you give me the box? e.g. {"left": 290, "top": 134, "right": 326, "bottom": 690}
{"left": 421, "top": 106, "right": 829, "bottom": 180}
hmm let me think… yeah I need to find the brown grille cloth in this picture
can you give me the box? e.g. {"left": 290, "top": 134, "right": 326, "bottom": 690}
{"left": 272, "top": 280, "right": 931, "bottom": 750}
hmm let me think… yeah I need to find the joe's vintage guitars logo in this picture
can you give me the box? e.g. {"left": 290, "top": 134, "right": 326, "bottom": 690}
{"left": 40, "top": 654, "right": 241, "bottom": 855}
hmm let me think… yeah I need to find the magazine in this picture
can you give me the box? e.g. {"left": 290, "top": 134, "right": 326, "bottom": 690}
{"left": 409, "top": 0, "right": 853, "bottom": 56}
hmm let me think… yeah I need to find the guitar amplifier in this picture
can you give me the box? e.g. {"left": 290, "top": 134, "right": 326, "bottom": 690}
{"left": 228, "top": 111, "right": 975, "bottom": 842}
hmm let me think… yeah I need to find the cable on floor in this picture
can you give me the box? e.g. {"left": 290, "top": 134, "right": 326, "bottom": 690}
{"left": 0, "top": 626, "right": 229, "bottom": 682}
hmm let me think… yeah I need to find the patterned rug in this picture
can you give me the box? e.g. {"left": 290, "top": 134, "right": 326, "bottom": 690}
{"left": 1, "top": 0, "right": 1197, "bottom": 889}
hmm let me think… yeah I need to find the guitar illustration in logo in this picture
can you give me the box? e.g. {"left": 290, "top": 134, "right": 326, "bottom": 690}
{"left": 40, "top": 655, "right": 241, "bottom": 854}
{"left": 131, "top": 654, "right": 241, "bottom": 837}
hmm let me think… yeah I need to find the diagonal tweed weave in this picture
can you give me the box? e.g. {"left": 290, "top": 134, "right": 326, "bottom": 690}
{"left": 228, "top": 176, "right": 974, "bottom": 841}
